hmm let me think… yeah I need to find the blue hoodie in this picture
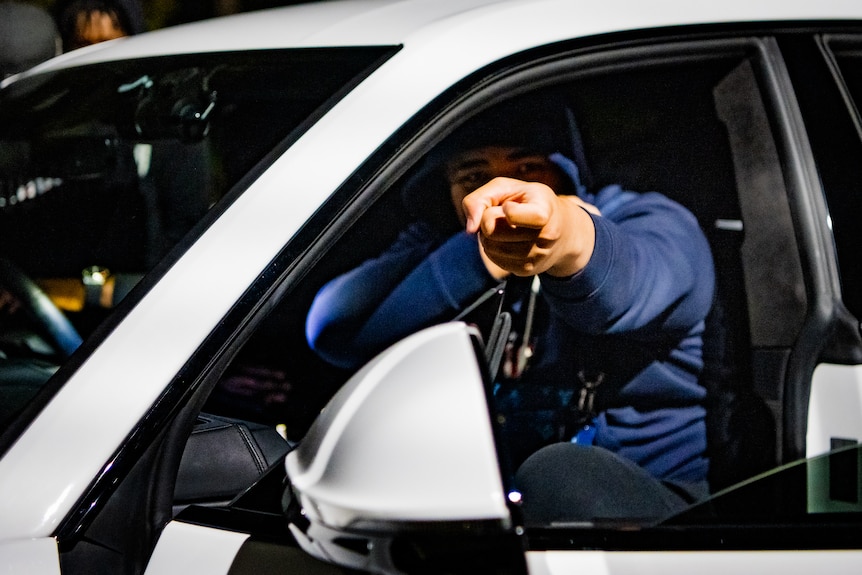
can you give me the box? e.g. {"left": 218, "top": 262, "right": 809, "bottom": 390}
{"left": 306, "top": 154, "right": 715, "bottom": 486}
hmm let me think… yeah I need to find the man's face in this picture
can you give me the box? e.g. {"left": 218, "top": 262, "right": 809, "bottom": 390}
{"left": 70, "top": 10, "right": 127, "bottom": 50}
{"left": 444, "top": 146, "right": 568, "bottom": 224}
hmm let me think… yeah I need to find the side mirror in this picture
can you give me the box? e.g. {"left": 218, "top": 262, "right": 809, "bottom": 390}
{"left": 285, "top": 322, "right": 522, "bottom": 573}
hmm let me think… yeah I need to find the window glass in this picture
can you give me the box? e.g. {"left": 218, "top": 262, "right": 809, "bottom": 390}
{"left": 0, "top": 47, "right": 397, "bottom": 434}
{"left": 663, "top": 444, "right": 862, "bottom": 536}
{"left": 827, "top": 39, "right": 862, "bottom": 317}
{"left": 782, "top": 35, "right": 862, "bottom": 319}
{"left": 188, "top": 40, "right": 797, "bottom": 537}
{"left": 172, "top": 35, "right": 854, "bottom": 554}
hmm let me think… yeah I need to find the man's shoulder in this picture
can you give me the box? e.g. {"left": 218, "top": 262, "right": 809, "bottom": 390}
{"left": 592, "top": 185, "right": 695, "bottom": 222}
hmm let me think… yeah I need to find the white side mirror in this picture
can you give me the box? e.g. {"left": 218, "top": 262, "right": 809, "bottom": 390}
{"left": 285, "top": 322, "right": 514, "bottom": 571}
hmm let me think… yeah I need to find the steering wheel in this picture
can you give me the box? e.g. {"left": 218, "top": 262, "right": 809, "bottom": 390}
{"left": 0, "top": 258, "right": 83, "bottom": 359}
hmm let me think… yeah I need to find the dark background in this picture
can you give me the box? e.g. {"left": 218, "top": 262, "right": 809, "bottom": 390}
{"left": 30, "top": 0, "right": 315, "bottom": 32}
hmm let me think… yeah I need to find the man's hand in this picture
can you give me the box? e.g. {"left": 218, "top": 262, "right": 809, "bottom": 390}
{"left": 462, "top": 177, "right": 597, "bottom": 277}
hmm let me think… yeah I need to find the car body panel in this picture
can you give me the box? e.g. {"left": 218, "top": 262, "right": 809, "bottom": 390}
{"left": 15, "top": 0, "right": 862, "bottom": 75}
{"left": 143, "top": 521, "right": 248, "bottom": 575}
{"left": 0, "top": 538, "right": 60, "bottom": 575}
{"left": 526, "top": 549, "right": 862, "bottom": 575}
{"left": 808, "top": 363, "right": 862, "bottom": 458}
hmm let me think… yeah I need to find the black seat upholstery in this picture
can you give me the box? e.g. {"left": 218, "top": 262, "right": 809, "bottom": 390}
{"left": 174, "top": 413, "right": 292, "bottom": 509}
{"left": 700, "top": 232, "right": 777, "bottom": 492}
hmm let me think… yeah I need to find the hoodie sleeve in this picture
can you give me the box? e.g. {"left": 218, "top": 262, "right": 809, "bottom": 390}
{"left": 306, "top": 223, "right": 493, "bottom": 369}
{"left": 541, "top": 187, "right": 715, "bottom": 340}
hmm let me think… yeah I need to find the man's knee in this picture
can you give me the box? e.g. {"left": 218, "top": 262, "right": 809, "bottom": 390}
{"left": 514, "top": 443, "right": 688, "bottom": 524}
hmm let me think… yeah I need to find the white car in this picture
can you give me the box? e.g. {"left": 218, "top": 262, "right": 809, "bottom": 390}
{"left": 1, "top": 0, "right": 862, "bottom": 573}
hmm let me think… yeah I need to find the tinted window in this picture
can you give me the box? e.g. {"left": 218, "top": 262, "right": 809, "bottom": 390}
{"left": 826, "top": 38, "right": 862, "bottom": 317}
{"left": 173, "top": 31, "right": 854, "bottom": 556}
{"left": 194, "top": 36, "right": 790, "bottom": 534}
{"left": 780, "top": 35, "right": 862, "bottom": 319}
{"left": 0, "top": 47, "right": 396, "bottom": 434}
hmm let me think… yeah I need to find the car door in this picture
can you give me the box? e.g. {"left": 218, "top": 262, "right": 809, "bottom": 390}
{"left": 517, "top": 28, "right": 862, "bottom": 575}
{"left": 136, "top": 25, "right": 862, "bottom": 575}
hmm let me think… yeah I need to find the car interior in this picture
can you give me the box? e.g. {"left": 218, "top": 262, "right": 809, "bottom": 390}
{"left": 197, "top": 41, "right": 789, "bottom": 499}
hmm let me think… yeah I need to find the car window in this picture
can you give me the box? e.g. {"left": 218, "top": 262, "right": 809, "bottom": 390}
{"left": 819, "top": 36, "right": 862, "bottom": 319}
{"left": 665, "top": 443, "right": 862, "bottom": 529}
{"left": 778, "top": 34, "right": 862, "bottom": 321}
{"left": 175, "top": 35, "right": 810, "bottom": 537}
{"left": 0, "top": 47, "right": 397, "bottom": 435}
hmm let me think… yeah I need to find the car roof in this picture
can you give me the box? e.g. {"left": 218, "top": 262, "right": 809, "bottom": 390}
{"left": 22, "top": 0, "right": 862, "bottom": 73}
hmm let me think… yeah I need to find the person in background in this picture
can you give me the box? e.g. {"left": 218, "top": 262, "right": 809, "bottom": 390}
{"left": 305, "top": 94, "right": 716, "bottom": 524}
{"left": 54, "top": 0, "right": 145, "bottom": 51}
{"left": 0, "top": 2, "right": 61, "bottom": 80}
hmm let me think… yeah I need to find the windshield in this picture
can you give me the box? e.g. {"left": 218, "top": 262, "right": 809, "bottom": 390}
{"left": 0, "top": 47, "right": 397, "bottom": 438}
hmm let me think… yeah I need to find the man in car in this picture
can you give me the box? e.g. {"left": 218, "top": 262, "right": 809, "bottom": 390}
{"left": 305, "top": 94, "right": 716, "bottom": 523}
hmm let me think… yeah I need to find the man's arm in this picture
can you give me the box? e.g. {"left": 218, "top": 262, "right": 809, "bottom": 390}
{"left": 463, "top": 179, "right": 714, "bottom": 337}
{"left": 306, "top": 223, "right": 494, "bottom": 369}
{"left": 541, "top": 189, "right": 715, "bottom": 337}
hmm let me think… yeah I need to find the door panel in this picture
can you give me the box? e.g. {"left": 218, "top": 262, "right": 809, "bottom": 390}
{"left": 0, "top": 538, "right": 60, "bottom": 575}
{"left": 143, "top": 521, "right": 248, "bottom": 575}
{"left": 528, "top": 549, "right": 862, "bottom": 575}
{"left": 808, "top": 364, "right": 862, "bottom": 459}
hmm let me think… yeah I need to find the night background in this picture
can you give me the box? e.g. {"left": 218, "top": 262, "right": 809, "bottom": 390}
{"left": 29, "top": 0, "right": 315, "bottom": 31}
